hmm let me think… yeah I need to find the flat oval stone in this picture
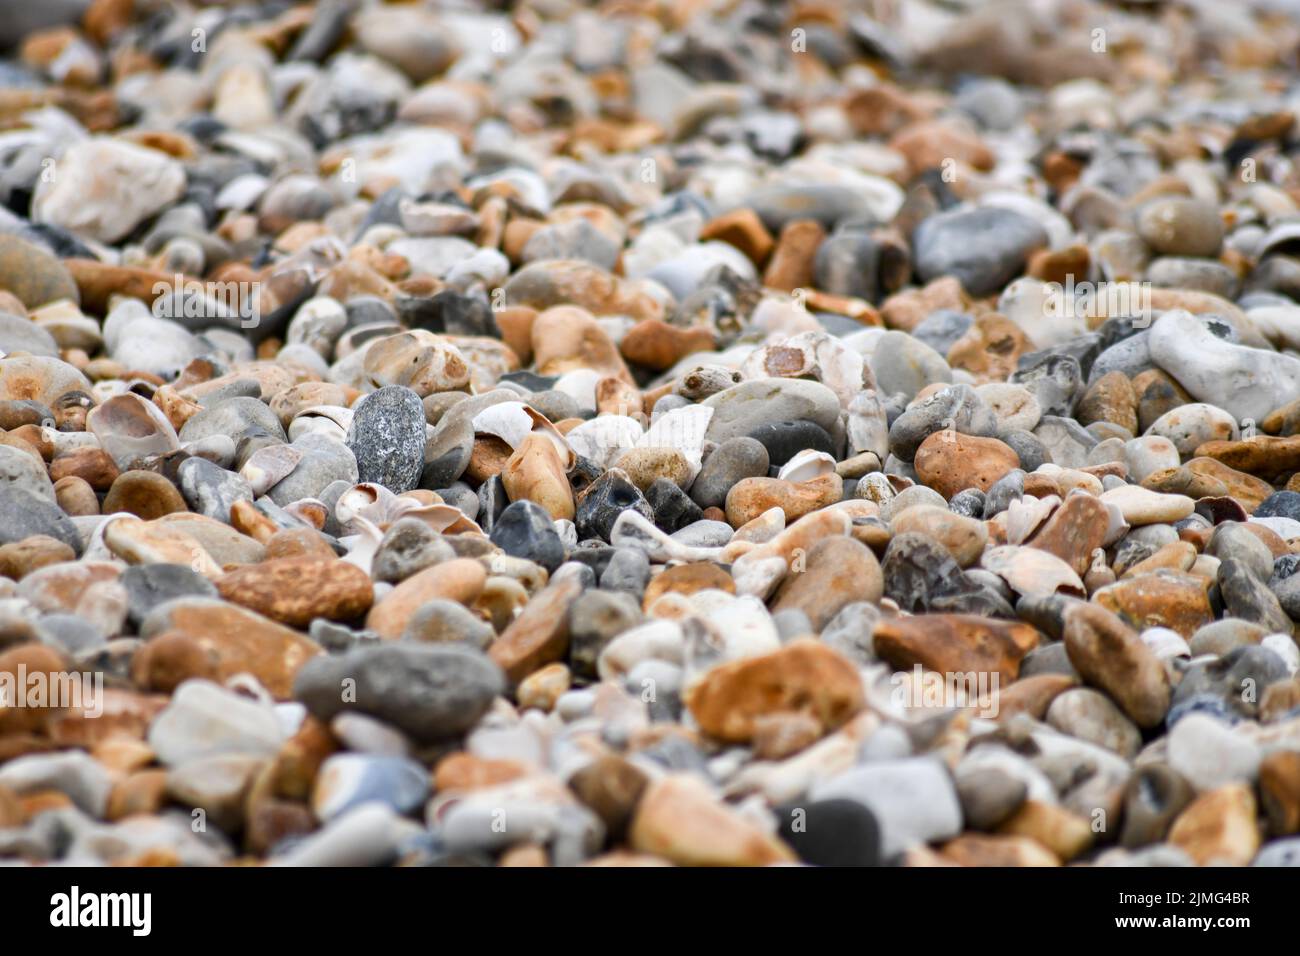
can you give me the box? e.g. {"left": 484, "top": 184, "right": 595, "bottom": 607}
{"left": 293, "top": 642, "right": 504, "bottom": 743}
{"left": 216, "top": 556, "right": 374, "bottom": 628}
{"left": 346, "top": 385, "right": 427, "bottom": 493}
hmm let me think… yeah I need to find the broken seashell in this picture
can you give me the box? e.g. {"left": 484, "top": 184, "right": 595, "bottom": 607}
{"left": 472, "top": 401, "right": 575, "bottom": 468}
{"left": 777, "top": 448, "right": 836, "bottom": 483}
{"left": 241, "top": 443, "right": 305, "bottom": 496}
{"left": 980, "top": 544, "right": 1085, "bottom": 597}
{"left": 1005, "top": 494, "right": 1060, "bottom": 545}
{"left": 288, "top": 404, "right": 354, "bottom": 443}
{"left": 564, "top": 415, "right": 643, "bottom": 471}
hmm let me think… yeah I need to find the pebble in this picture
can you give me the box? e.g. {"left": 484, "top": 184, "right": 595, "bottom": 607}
{"left": 1063, "top": 603, "right": 1170, "bottom": 728}
{"left": 684, "top": 640, "right": 863, "bottom": 743}
{"left": 0, "top": 0, "right": 1295, "bottom": 871}
{"left": 811, "top": 758, "right": 962, "bottom": 861}
{"left": 346, "top": 385, "right": 427, "bottom": 494}
{"left": 294, "top": 643, "right": 504, "bottom": 743}
{"left": 913, "top": 207, "right": 1048, "bottom": 297}
{"left": 1168, "top": 713, "right": 1262, "bottom": 793}
{"left": 147, "top": 680, "right": 286, "bottom": 767}
{"left": 490, "top": 500, "right": 566, "bottom": 573}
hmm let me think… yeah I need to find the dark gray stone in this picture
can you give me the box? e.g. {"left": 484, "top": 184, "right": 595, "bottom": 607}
{"left": 346, "top": 385, "right": 427, "bottom": 493}
{"left": 293, "top": 643, "right": 504, "bottom": 743}
{"left": 913, "top": 206, "right": 1048, "bottom": 297}
{"left": 575, "top": 469, "right": 653, "bottom": 542}
{"left": 490, "top": 500, "right": 565, "bottom": 573}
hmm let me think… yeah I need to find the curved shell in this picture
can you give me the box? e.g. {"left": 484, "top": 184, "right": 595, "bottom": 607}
{"left": 472, "top": 400, "right": 575, "bottom": 469}
{"left": 980, "top": 544, "right": 1085, "bottom": 597}
{"left": 1005, "top": 494, "right": 1060, "bottom": 545}
{"left": 777, "top": 448, "right": 836, "bottom": 483}
{"left": 337, "top": 482, "right": 483, "bottom": 536}
{"left": 288, "top": 404, "right": 354, "bottom": 443}
{"left": 565, "top": 415, "right": 643, "bottom": 470}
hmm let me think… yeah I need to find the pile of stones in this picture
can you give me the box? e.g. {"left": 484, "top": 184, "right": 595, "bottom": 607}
{"left": 0, "top": 0, "right": 1299, "bottom": 866}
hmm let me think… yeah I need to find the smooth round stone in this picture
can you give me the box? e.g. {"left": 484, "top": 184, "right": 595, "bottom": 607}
{"left": 690, "top": 437, "right": 769, "bottom": 509}
{"left": 1098, "top": 484, "right": 1194, "bottom": 525}
{"left": 955, "top": 77, "right": 1023, "bottom": 129}
{"left": 312, "top": 753, "right": 430, "bottom": 823}
{"left": 0, "top": 484, "right": 80, "bottom": 553}
{"left": 345, "top": 385, "right": 426, "bottom": 494}
{"left": 702, "top": 379, "right": 841, "bottom": 445}
{"left": 1146, "top": 403, "right": 1238, "bottom": 457}
{"left": 746, "top": 419, "right": 835, "bottom": 468}
{"left": 490, "top": 499, "right": 566, "bottom": 574}
{"left": 191, "top": 378, "right": 262, "bottom": 410}
{"left": 329, "top": 712, "right": 410, "bottom": 757}
{"left": 867, "top": 331, "right": 953, "bottom": 403}
{"left": 913, "top": 206, "right": 1049, "bottom": 298}
{"left": 746, "top": 183, "right": 901, "bottom": 233}
{"left": 293, "top": 643, "right": 504, "bottom": 744}
{"left": 1123, "top": 436, "right": 1179, "bottom": 483}
{"left": 525, "top": 389, "right": 583, "bottom": 424}
{"left": 1206, "top": 523, "right": 1275, "bottom": 583}
{"left": 177, "top": 456, "right": 253, "bottom": 523}
{"left": 598, "top": 548, "right": 650, "bottom": 597}
{"left": 1046, "top": 687, "right": 1141, "bottom": 758}
{"left": 776, "top": 798, "right": 881, "bottom": 867}
{"left": 953, "top": 765, "right": 1027, "bottom": 830}
{"left": 0, "top": 443, "right": 55, "bottom": 500}
{"left": 147, "top": 681, "right": 286, "bottom": 767}
{"left": 1167, "top": 712, "right": 1261, "bottom": 792}
{"left": 809, "top": 758, "right": 962, "bottom": 861}
{"left": 1187, "top": 619, "right": 1268, "bottom": 658}
{"left": 402, "top": 598, "right": 494, "bottom": 648}
{"left": 180, "top": 397, "right": 287, "bottom": 447}
{"left": 975, "top": 383, "right": 1041, "bottom": 433}
{"left": 1148, "top": 257, "right": 1239, "bottom": 298}
{"left": 0, "top": 234, "right": 79, "bottom": 310}
{"left": 670, "top": 520, "right": 732, "bottom": 549}
{"left": 370, "top": 518, "right": 454, "bottom": 584}
{"left": 568, "top": 589, "right": 645, "bottom": 677}
{"left": 121, "top": 563, "right": 217, "bottom": 629}
{"left": 1137, "top": 197, "right": 1224, "bottom": 258}
{"left": 999, "top": 429, "right": 1050, "bottom": 471}
{"left": 0, "top": 354, "right": 91, "bottom": 408}
{"left": 911, "top": 309, "right": 973, "bottom": 356}
{"left": 102, "top": 470, "right": 188, "bottom": 520}
{"left": 881, "top": 484, "right": 948, "bottom": 521}
{"left": 0, "top": 312, "right": 59, "bottom": 356}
